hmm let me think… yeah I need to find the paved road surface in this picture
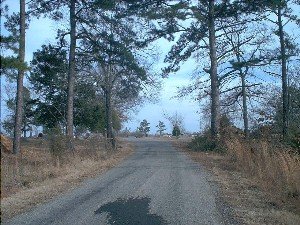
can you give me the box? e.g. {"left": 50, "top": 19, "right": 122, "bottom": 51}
{"left": 3, "top": 138, "right": 228, "bottom": 225}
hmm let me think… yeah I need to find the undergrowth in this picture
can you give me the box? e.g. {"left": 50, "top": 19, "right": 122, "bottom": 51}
{"left": 188, "top": 135, "right": 225, "bottom": 153}
{"left": 223, "top": 129, "right": 300, "bottom": 204}
{"left": 189, "top": 126, "right": 300, "bottom": 210}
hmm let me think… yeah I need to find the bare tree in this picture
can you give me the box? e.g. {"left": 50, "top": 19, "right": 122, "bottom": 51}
{"left": 220, "top": 16, "right": 272, "bottom": 137}
{"left": 164, "top": 111, "right": 185, "bottom": 134}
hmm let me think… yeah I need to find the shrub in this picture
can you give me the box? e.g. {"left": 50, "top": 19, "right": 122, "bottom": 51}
{"left": 46, "top": 127, "right": 67, "bottom": 159}
{"left": 172, "top": 124, "right": 181, "bottom": 137}
{"left": 188, "top": 134, "right": 225, "bottom": 153}
{"left": 132, "top": 130, "right": 143, "bottom": 138}
{"left": 288, "top": 134, "right": 300, "bottom": 153}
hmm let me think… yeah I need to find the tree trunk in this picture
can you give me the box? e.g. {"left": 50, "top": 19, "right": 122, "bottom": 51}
{"left": 241, "top": 72, "right": 249, "bottom": 137}
{"left": 105, "top": 87, "right": 116, "bottom": 149}
{"left": 66, "top": 0, "right": 76, "bottom": 151}
{"left": 208, "top": 0, "right": 221, "bottom": 139}
{"left": 235, "top": 40, "right": 249, "bottom": 137}
{"left": 277, "top": 7, "right": 288, "bottom": 139}
{"left": 13, "top": 0, "right": 26, "bottom": 155}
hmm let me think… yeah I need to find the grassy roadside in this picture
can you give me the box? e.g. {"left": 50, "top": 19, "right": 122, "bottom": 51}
{"left": 175, "top": 138, "right": 300, "bottom": 225}
{"left": 1, "top": 137, "right": 134, "bottom": 219}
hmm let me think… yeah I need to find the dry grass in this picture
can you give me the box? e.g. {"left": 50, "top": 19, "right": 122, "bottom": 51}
{"left": 0, "top": 134, "right": 13, "bottom": 153}
{"left": 222, "top": 130, "right": 300, "bottom": 206}
{"left": 1, "top": 136, "right": 134, "bottom": 219}
{"left": 175, "top": 134, "right": 300, "bottom": 225}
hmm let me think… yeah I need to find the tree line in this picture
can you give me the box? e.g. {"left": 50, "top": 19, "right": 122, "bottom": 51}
{"left": 1, "top": 0, "right": 299, "bottom": 154}
{"left": 137, "top": 0, "right": 299, "bottom": 143}
{"left": 1, "top": 0, "right": 155, "bottom": 152}
{"left": 134, "top": 116, "right": 182, "bottom": 137}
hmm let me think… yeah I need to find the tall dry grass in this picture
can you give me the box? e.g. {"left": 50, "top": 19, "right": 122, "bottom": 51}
{"left": 223, "top": 129, "right": 300, "bottom": 203}
{"left": 1, "top": 135, "right": 113, "bottom": 198}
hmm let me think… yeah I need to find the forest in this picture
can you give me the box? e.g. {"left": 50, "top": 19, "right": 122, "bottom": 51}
{"left": 1, "top": 0, "right": 299, "bottom": 152}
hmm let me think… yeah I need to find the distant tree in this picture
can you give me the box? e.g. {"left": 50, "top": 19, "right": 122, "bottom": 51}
{"left": 273, "top": 73, "right": 300, "bottom": 139}
{"left": 133, "top": 128, "right": 144, "bottom": 138}
{"left": 73, "top": 84, "right": 105, "bottom": 133}
{"left": 74, "top": 97, "right": 121, "bottom": 135}
{"left": 138, "top": 119, "right": 150, "bottom": 137}
{"left": 172, "top": 124, "right": 181, "bottom": 137}
{"left": 276, "top": 86, "right": 300, "bottom": 137}
{"left": 219, "top": 114, "right": 233, "bottom": 130}
{"left": 156, "top": 121, "right": 166, "bottom": 136}
{"left": 3, "top": 87, "right": 36, "bottom": 137}
{"left": 120, "top": 127, "right": 131, "bottom": 137}
{"left": 164, "top": 112, "right": 184, "bottom": 134}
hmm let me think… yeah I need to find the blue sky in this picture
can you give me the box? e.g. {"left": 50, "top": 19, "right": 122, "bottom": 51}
{"left": 123, "top": 68, "right": 204, "bottom": 134}
{"left": 0, "top": 1, "right": 202, "bottom": 134}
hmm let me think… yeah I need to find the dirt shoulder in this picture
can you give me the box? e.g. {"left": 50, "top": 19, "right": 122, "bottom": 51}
{"left": 1, "top": 140, "right": 134, "bottom": 220}
{"left": 174, "top": 139, "right": 300, "bottom": 225}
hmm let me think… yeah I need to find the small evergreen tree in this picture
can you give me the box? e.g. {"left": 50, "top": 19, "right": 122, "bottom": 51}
{"left": 156, "top": 121, "right": 166, "bottom": 136}
{"left": 172, "top": 124, "right": 181, "bottom": 137}
{"left": 138, "top": 119, "right": 150, "bottom": 137}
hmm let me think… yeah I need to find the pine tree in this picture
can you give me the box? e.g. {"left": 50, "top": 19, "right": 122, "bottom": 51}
{"left": 172, "top": 124, "right": 181, "bottom": 137}
{"left": 30, "top": 44, "right": 69, "bottom": 129}
{"left": 76, "top": 1, "right": 149, "bottom": 148}
{"left": 156, "top": 121, "right": 166, "bottom": 136}
{"left": 138, "top": 119, "right": 151, "bottom": 137}
{"left": 29, "top": 0, "right": 82, "bottom": 150}
{"left": 13, "top": 0, "right": 26, "bottom": 154}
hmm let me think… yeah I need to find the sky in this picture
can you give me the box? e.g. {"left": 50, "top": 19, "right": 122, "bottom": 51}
{"left": 123, "top": 67, "right": 204, "bottom": 134}
{"left": 0, "top": 0, "right": 202, "bottom": 135}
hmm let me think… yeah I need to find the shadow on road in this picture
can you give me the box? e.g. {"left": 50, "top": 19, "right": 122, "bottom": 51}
{"left": 95, "top": 197, "right": 168, "bottom": 225}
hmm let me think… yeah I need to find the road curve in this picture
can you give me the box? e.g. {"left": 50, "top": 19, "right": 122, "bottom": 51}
{"left": 3, "top": 138, "right": 227, "bottom": 225}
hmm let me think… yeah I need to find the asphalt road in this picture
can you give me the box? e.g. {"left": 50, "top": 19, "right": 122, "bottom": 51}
{"left": 3, "top": 138, "right": 228, "bottom": 225}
